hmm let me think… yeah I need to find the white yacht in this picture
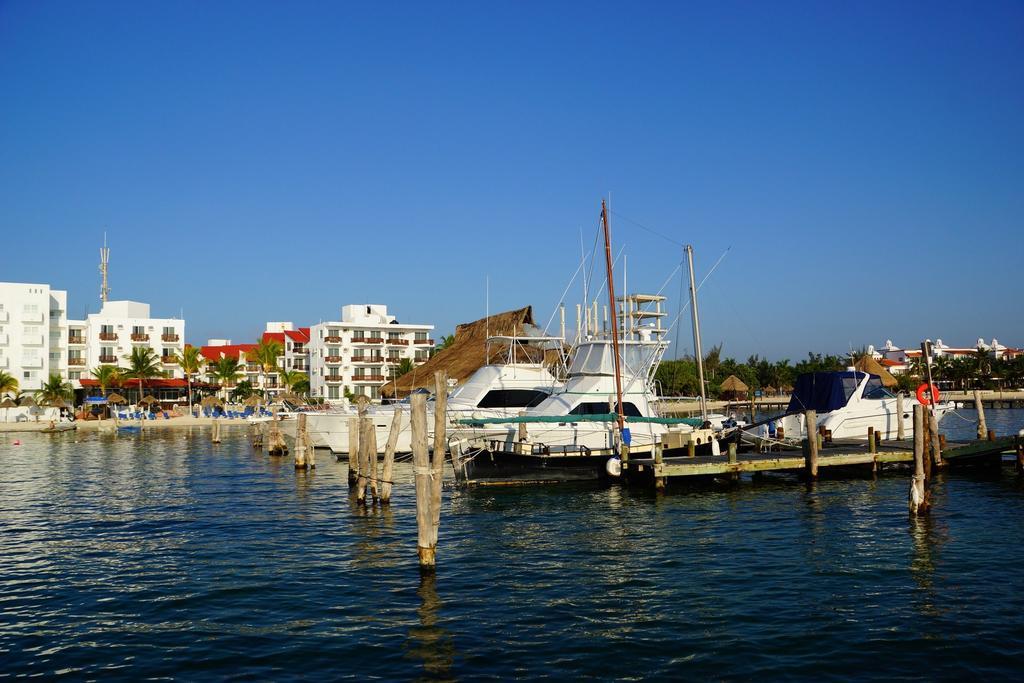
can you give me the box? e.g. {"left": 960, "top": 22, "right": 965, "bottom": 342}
{"left": 759, "top": 369, "right": 952, "bottom": 442}
{"left": 451, "top": 335, "right": 711, "bottom": 485}
{"left": 306, "top": 336, "right": 564, "bottom": 455}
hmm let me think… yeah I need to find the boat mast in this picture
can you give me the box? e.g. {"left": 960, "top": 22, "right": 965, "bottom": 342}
{"left": 602, "top": 200, "right": 626, "bottom": 437}
{"left": 686, "top": 245, "right": 707, "bottom": 422}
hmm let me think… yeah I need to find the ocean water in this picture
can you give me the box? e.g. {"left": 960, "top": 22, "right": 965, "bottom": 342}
{"left": 1, "top": 410, "right": 1023, "bottom": 680}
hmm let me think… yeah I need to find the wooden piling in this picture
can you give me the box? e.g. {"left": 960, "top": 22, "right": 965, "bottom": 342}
{"left": 268, "top": 412, "right": 287, "bottom": 456}
{"left": 687, "top": 440, "right": 695, "bottom": 458}
{"left": 517, "top": 411, "right": 527, "bottom": 442}
{"left": 1016, "top": 441, "right": 1024, "bottom": 476}
{"left": 804, "top": 410, "right": 818, "bottom": 480}
{"left": 974, "top": 389, "right": 988, "bottom": 441}
{"left": 305, "top": 427, "right": 316, "bottom": 469}
{"left": 211, "top": 418, "right": 221, "bottom": 444}
{"left": 294, "top": 412, "right": 308, "bottom": 470}
{"left": 929, "top": 411, "right": 943, "bottom": 468}
{"left": 868, "top": 427, "right": 875, "bottom": 454}
{"left": 356, "top": 416, "right": 372, "bottom": 505}
{"left": 380, "top": 406, "right": 402, "bottom": 504}
{"left": 749, "top": 397, "right": 756, "bottom": 425}
{"left": 347, "top": 417, "right": 360, "bottom": 487}
{"left": 897, "top": 392, "right": 905, "bottom": 441}
{"left": 429, "top": 372, "right": 447, "bottom": 553}
{"left": 727, "top": 441, "right": 738, "bottom": 482}
{"left": 910, "top": 404, "right": 929, "bottom": 515}
{"left": 654, "top": 443, "right": 665, "bottom": 491}
{"left": 987, "top": 429, "right": 996, "bottom": 442}
{"left": 411, "top": 393, "right": 435, "bottom": 569}
{"left": 366, "top": 419, "right": 379, "bottom": 502}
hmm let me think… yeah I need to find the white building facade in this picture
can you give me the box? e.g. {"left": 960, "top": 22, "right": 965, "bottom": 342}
{"left": 67, "top": 300, "right": 185, "bottom": 388}
{"left": 309, "top": 304, "right": 433, "bottom": 401}
{"left": 0, "top": 282, "right": 68, "bottom": 392}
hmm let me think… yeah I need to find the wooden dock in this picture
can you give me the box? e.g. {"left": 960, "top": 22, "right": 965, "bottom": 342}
{"left": 623, "top": 435, "right": 1020, "bottom": 484}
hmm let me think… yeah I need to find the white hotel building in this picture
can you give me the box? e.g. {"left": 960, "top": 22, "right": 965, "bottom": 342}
{"left": 0, "top": 282, "right": 69, "bottom": 392}
{"left": 309, "top": 304, "right": 433, "bottom": 401}
{"left": 67, "top": 300, "right": 185, "bottom": 387}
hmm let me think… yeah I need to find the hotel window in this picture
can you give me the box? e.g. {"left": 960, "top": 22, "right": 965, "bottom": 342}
{"left": 23, "top": 304, "right": 38, "bottom": 314}
{"left": 23, "top": 325, "right": 40, "bottom": 335}
{"left": 69, "top": 371, "right": 81, "bottom": 380}
{"left": 132, "top": 325, "right": 145, "bottom": 335}
{"left": 328, "top": 385, "right": 340, "bottom": 399}
{"left": 415, "top": 331, "right": 428, "bottom": 341}
{"left": 101, "top": 324, "right": 114, "bottom": 335}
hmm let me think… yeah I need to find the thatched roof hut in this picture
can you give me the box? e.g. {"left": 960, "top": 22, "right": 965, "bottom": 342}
{"left": 381, "top": 306, "right": 538, "bottom": 398}
{"left": 854, "top": 356, "right": 898, "bottom": 388}
{"left": 719, "top": 374, "right": 749, "bottom": 400}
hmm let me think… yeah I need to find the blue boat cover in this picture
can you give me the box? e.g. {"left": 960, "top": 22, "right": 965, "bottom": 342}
{"left": 84, "top": 396, "right": 108, "bottom": 404}
{"left": 786, "top": 371, "right": 871, "bottom": 414}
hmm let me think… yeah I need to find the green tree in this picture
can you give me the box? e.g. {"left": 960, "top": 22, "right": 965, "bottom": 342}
{"left": 246, "top": 338, "right": 283, "bottom": 401}
{"left": 173, "top": 346, "right": 205, "bottom": 415}
{"left": 279, "top": 369, "right": 306, "bottom": 393}
{"left": 90, "top": 364, "right": 121, "bottom": 397}
{"left": 209, "top": 356, "right": 243, "bottom": 402}
{"left": 293, "top": 375, "right": 310, "bottom": 396}
{"left": 0, "top": 370, "right": 18, "bottom": 398}
{"left": 36, "top": 373, "right": 73, "bottom": 406}
{"left": 122, "top": 347, "right": 165, "bottom": 404}
{"left": 392, "top": 357, "right": 415, "bottom": 379}
{"left": 230, "top": 380, "right": 255, "bottom": 402}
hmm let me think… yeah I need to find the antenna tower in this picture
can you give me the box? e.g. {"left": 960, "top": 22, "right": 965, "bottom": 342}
{"left": 99, "top": 232, "right": 110, "bottom": 304}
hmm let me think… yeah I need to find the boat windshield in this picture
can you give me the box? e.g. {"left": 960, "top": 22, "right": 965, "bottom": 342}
{"left": 787, "top": 371, "right": 866, "bottom": 413}
{"left": 567, "top": 342, "right": 662, "bottom": 378}
{"left": 862, "top": 376, "right": 896, "bottom": 400}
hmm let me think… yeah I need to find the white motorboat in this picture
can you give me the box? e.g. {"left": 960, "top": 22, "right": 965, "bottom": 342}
{"left": 763, "top": 369, "right": 951, "bottom": 442}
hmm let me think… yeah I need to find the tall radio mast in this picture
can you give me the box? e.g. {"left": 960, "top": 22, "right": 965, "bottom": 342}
{"left": 99, "top": 232, "right": 110, "bottom": 304}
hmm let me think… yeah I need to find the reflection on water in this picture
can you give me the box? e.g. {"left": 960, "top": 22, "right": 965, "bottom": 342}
{"left": 2, "top": 414, "right": 1024, "bottom": 679}
{"left": 405, "top": 573, "right": 455, "bottom": 681}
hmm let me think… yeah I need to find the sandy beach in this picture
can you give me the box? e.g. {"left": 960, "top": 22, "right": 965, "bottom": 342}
{"left": 0, "top": 416, "right": 254, "bottom": 433}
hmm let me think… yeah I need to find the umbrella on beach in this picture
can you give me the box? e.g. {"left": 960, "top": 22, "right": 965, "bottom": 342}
{"left": 719, "top": 375, "right": 749, "bottom": 400}
{"left": 276, "top": 392, "right": 300, "bottom": 403}
{"left": 19, "top": 396, "right": 36, "bottom": 407}
{"left": 44, "top": 397, "right": 68, "bottom": 409}
{"left": 1, "top": 397, "right": 15, "bottom": 423}
{"left": 139, "top": 395, "right": 159, "bottom": 405}
{"left": 243, "top": 395, "right": 263, "bottom": 406}
{"left": 107, "top": 393, "right": 126, "bottom": 404}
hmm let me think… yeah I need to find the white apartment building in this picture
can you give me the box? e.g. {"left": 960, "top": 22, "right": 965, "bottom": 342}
{"left": 309, "top": 304, "right": 433, "bottom": 401}
{"left": 67, "top": 300, "right": 185, "bottom": 387}
{"left": 0, "top": 282, "right": 68, "bottom": 392}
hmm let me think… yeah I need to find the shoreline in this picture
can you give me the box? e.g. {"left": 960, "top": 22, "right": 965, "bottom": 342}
{"left": 0, "top": 416, "right": 254, "bottom": 433}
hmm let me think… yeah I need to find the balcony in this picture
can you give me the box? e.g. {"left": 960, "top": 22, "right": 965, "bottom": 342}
{"left": 22, "top": 356, "right": 43, "bottom": 368}
{"left": 293, "top": 364, "right": 308, "bottom": 372}
{"left": 388, "top": 338, "right": 410, "bottom": 346}
{"left": 21, "top": 311, "right": 43, "bottom": 323}
{"left": 162, "top": 334, "right": 180, "bottom": 343}
{"left": 414, "top": 339, "right": 434, "bottom": 345}
{"left": 0, "top": 310, "right": 7, "bottom": 322}
{"left": 99, "top": 332, "right": 118, "bottom": 341}
{"left": 99, "top": 354, "right": 118, "bottom": 364}
{"left": 0, "top": 356, "right": 7, "bottom": 368}
{"left": 131, "top": 333, "right": 150, "bottom": 343}
{"left": 325, "top": 355, "right": 343, "bottom": 364}
{"left": 68, "top": 335, "right": 86, "bottom": 345}
{"left": 351, "top": 356, "right": 384, "bottom": 364}
{"left": 324, "top": 335, "right": 343, "bottom": 343}
{"left": 0, "top": 334, "right": 7, "bottom": 345}
{"left": 352, "top": 337, "right": 384, "bottom": 345}
{"left": 67, "top": 357, "right": 86, "bottom": 366}
{"left": 162, "top": 357, "right": 178, "bottom": 365}
{"left": 325, "top": 375, "right": 344, "bottom": 383}
{"left": 353, "top": 374, "right": 384, "bottom": 383}
{"left": 22, "top": 335, "right": 44, "bottom": 346}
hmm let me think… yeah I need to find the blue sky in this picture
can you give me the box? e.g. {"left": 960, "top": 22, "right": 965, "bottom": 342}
{"left": 2, "top": 1, "right": 1021, "bottom": 360}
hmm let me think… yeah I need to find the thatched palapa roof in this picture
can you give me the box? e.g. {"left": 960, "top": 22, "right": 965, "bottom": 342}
{"left": 381, "top": 306, "right": 537, "bottom": 398}
{"left": 720, "top": 375, "right": 749, "bottom": 393}
{"left": 854, "top": 356, "right": 898, "bottom": 388}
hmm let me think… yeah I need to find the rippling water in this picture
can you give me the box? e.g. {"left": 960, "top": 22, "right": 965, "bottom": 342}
{"left": 2, "top": 410, "right": 1023, "bottom": 680}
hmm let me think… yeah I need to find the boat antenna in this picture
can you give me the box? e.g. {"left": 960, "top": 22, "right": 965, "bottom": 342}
{"left": 602, "top": 200, "right": 626, "bottom": 438}
{"left": 686, "top": 245, "right": 708, "bottom": 422}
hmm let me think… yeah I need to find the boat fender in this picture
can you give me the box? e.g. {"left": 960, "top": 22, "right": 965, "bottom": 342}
{"left": 916, "top": 383, "right": 940, "bottom": 405}
{"left": 605, "top": 456, "right": 622, "bottom": 478}
{"left": 711, "top": 439, "right": 720, "bottom": 456}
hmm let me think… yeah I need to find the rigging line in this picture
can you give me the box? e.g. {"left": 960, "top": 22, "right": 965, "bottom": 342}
{"left": 588, "top": 246, "right": 625, "bottom": 304}
{"left": 582, "top": 217, "right": 602, "bottom": 314}
{"left": 659, "top": 247, "right": 732, "bottom": 355}
{"left": 541, "top": 255, "right": 588, "bottom": 335}
{"left": 609, "top": 209, "right": 685, "bottom": 247}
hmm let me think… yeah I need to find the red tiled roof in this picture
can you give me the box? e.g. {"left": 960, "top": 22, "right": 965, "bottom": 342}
{"left": 261, "top": 332, "right": 285, "bottom": 344}
{"left": 199, "top": 343, "right": 256, "bottom": 362}
{"left": 261, "top": 327, "right": 310, "bottom": 345}
{"left": 879, "top": 359, "right": 902, "bottom": 367}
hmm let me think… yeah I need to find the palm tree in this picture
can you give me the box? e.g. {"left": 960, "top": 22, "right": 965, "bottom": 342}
{"left": 90, "top": 364, "right": 121, "bottom": 397}
{"left": 35, "top": 373, "right": 73, "bottom": 405}
{"left": 246, "top": 338, "right": 283, "bottom": 401}
{"left": 293, "top": 375, "right": 310, "bottom": 396}
{"left": 173, "top": 346, "right": 205, "bottom": 415}
{"left": 393, "top": 357, "right": 415, "bottom": 379}
{"left": 279, "top": 369, "right": 306, "bottom": 393}
{"left": 122, "top": 347, "right": 165, "bottom": 404}
{"left": 0, "top": 369, "right": 18, "bottom": 399}
{"left": 209, "top": 356, "right": 243, "bottom": 402}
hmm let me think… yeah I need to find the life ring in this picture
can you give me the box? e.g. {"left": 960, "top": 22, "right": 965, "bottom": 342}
{"left": 916, "top": 383, "right": 940, "bottom": 405}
